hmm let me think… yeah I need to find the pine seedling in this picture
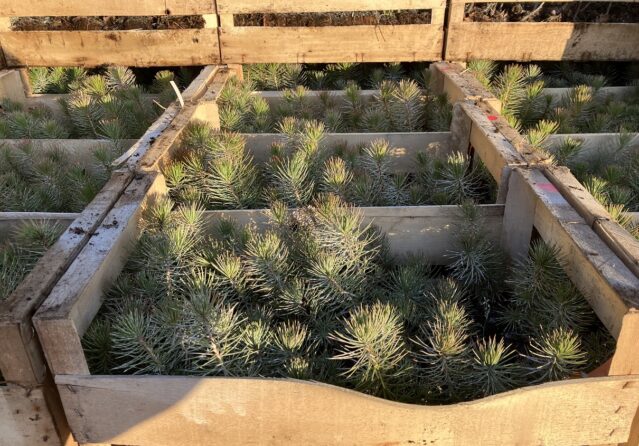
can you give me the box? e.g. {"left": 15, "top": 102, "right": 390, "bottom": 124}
{"left": 267, "top": 320, "right": 312, "bottom": 378}
{"left": 524, "top": 327, "right": 587, "bottom": 382}
{"left": 353, "top": 139, "right": 409, "bottom": 206}
{"left": 83, "top": 318, "right": 113, "bottom": 374}
{"left": 321, "top": 156, "right": 353, "bottom": 200}
{"left": 331, "top": 302, "right": 411, "bottom": 398}
{"left": 467, "top": 337, "right": 523, "bottom": 397}
{"left": 245, "top": 64, "right": 303, "bottom": 91}
{"left": 467, "top": 60, "right": 497, "bottom": 89}
{"left": 245, "top": 231, "right": 292, "bottom": 296}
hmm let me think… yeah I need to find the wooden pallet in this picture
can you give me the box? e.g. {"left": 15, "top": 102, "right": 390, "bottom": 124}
{"left": 216, "top": 0, "right": 445, "bottom": 63}
{"left": 0, "top": 65, "right": 225, "bottom": 446}
{"left": 432, "top": 61, "right": 639, "bottom": 279}
{"left": 0, "top": 1, "right": 219, "bottom": 67}
{"left": 30, "top": 165, "right": 639, "bottom": 445}
{"left": 445, "top": 0, "right": 639, "bottom": 61}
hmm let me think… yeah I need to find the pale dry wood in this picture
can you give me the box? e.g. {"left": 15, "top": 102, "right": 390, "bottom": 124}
{"left": 56, "top": 374, "right": 639, "bottom": 446}
{"left": 117, "top": 65, "right": 220, "bottom": 167}
{"left": 137, "top": 68, "right": 231, "bottom": 171}
{"left": 500, "top": 167, "right": 535, "bottom": 262}
{"left": 242, "top": 132, "right": 451, "bottom": 170}
{"left": 446, "top": 23, "right": 639, "bottom": 61}
{"left": 0, "top": 139, "right": 137, "bottom": 165}
{"left": 0, "top": 384, "right": 60, "bottom": 446}
{"left": 34, "top": 174, "right": 168, "bottom": 376}
{"left": 515, "top": 168, "right": 639, "bottom": 338}
{"left": 430, "top": 62, "right": 502, "bottom": 112}
{"left": 0, "top": 30, "right": 220, "bottom": 67}
{"left": 219, "top": 25, "right": 444, "bottom": 63}
{"left": 204, "top": 205, "right": 504, "bottom": 264}
{"left": 0, "top": 171, "right": 131, "bottom": 385}
{"left": 1, "top": 0, "right": 215, "bottom": 16}
{"left": 0, "top": 213, "right": 77, "bottom": 242}
{"left": 448, "top": 103, "right": 471, "bottom": 156}
{"left": 609, "top": 310, "right": 639, "bottom": 376}
{"left": 0, "top": 69, "right": 27, "bottom": 102}
{"left": 461, "top": 101, "right": 526, "bottom": 185}
{"left": 217, "top": 0, "right": 444, "bottom": 14}
{"left": 543, "top": 166, "right": 639, "bottom": 278}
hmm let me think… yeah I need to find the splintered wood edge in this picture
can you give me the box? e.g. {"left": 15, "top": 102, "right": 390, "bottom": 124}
{"left": 54, "top": 374, "right": 639, "bottom": 446}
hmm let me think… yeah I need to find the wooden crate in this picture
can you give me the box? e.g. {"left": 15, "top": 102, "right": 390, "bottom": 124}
{"left": 432, "top": 61, "right": 639, "bottom": 280}
{"left": 445, "top": 0, "right": 639, "bottom": 61}
{"left": 0, "top": 1, "right": 219, "bottom": 67}
{"left": 29, "top": 164, "right": 639, "bottom": 445}
{"left": 0, "top": 65, "right": 225, "bottom": 445}
{"left": 216, "top": 0, "right": 445, "bottom": 63}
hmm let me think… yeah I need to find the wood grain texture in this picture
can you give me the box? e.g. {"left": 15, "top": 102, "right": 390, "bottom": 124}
{"left": 217, "top": 0, "right": 444, "bottom": 14}
{"left": 2, "top": 0, "right": 215, "bottom": 16}
{"left": 0, "top": 385, "right": 60, "bottom": 446}
{"left": 56, "top": 374, "right": 639, "bottom": 446}
{"left": 219, "top": 25, "right": 444, "bottom": 63}
{"left": 430, "top": 62, "right": 502, "bottom": 112}
{"left": 543, "top": 166, "right": 639, "bottom": 279}
{"left": 516, "top": 168, "right": 639, "bottom": 338}
{"left": 34, "top": 174, "right": 167, "bottom": 376}
{"left": 0, "top": 30, "right": 220, "bottom": 67}
{"left": 446, "top": 23, "right": 639, "bottom": 61}
{"left": 0, "top": 172, "right": 130, "bottom": 385}
{"left": 203, "top": 205, "right": 504, "bottom": 263}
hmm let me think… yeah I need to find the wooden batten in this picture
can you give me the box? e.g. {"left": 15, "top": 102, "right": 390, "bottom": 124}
{"left": 2, "top": 0, "right": 216, "bottom": 16}
{"left": 429, "top": 62, "right": 502, "bottom": 112}
{"left": 217, "top": 0, "right": 445, "bottom": 14}
{"left": 55, "top": 374, "right": 639, "bottom": 446}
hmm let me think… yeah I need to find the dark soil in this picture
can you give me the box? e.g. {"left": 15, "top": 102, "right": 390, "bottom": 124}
{"left": 234, "top": 10, "right": 433, "bottom": 27}
{"left": 466, "top": 2, "right": 639, "bottom": 23}
{"left": 11, "top": 16, "right": 204, "bottom": 31}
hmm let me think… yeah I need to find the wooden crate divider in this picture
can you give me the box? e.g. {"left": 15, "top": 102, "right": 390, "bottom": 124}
{"left": 433, "top": 61, "right": 639, "bottom": 280}
{"left": 445, "top": 0, "right": 639, "bottom": 61}
{"left": 0, "top": 65, "right": 223, "bottom": 446}
{"left": 29, "top": 163, "right": 639, "bottom": 445}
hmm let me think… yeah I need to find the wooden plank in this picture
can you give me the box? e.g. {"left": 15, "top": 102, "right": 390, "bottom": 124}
{"left": 217, "top": 0, "right": 445, "bottom": 14}
{"left": 34, "top": 174, "right": 168, "bottom": 376}
{"left": 609, "top": 310, "right": 639, "bottom": 376}
{"left": 205, "top": 205, "right": 504, "bottom": 263}
{"left": 500, "top": 168, "right": 535, "bottom": 262}
{"left": 0, "top": 213, "right": 77, "bottom": 242}
{"left": 0, "top": 172, "right": 131, "bottom": 385}
{"left": 56, "top": 374, "right": 639, "bottom": 446}
{"left": 0, "top": 384, "right": 60, "bottom": 446}
{"left": 543, "top": 166, "right": 639, "bottom": 279}
{"left": 0, "top": 69, "right": 27, "bottom": 102}
{"left": 0, "top": 30, "right": 220, "bottom": 68}
{"left": 516, "top": 168, "right": 639, "bottom": 338}
{"left": 430, "top": 62, "right": 502, "bottom": 112}
{"left": 137, "top": 68, "right": 231, "bottom": 172}
{"left": 2, "top": 0, "right": 215, "bottom": 16}
{"left": 0, "top": 139, "right": 137, "bottom": 165}
{"left": 461, "top": 102, "right": 526, "bottom": 185}
{"left": 241, "top": 132, "right": 451, "bottom": 170}
{"left": 446, "top": 23, "right": 639, "bottom": 61}
{"left": 116, "top": 65, "right": 221, "bottom": 167}
{"left": 219, "top": 25, "right": 444, "bottom": 63}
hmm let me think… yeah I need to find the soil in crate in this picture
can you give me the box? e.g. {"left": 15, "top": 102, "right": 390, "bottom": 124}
{"left": 11, "top": 16, "right": 205, "bottom": 31}
{"left": 234, "top": 10, "right": 433, "bottom": 27}
{"left": 465, "top": 2, "right": 639, "bottom": 23}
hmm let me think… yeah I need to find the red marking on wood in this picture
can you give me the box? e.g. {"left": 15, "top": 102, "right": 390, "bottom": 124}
{"left": 538, "top": 183, "right": 559, "bottom": 193}
{"left": 487, "top": 115, "right": 498, "bottom": 121}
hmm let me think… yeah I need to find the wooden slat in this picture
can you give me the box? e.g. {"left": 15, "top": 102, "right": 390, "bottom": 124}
{"left": 430, "top": 62, "right": 502, "bottom": 112}
{"left": 0, "top": 30, "right": 220, "bottom": 67}
{"left": 446, "top": 23, "right": 639, "bottom": 61}
{"left": 219, "top": 25, "right": 444, "bottom": 63}
{"left": 0, "top": 384, "right": 60, "bottom": 446}
{"left": 217, "top": 0, "right": 445, "bottom": 14}
{"left": 56, "top": 374, "right": 639, "bottom": 446}
{"left": 2, "top": 0, "right": 215, "bottom": 16}
{"left": 0, "top": 172, "right": 130, "bottom": 385}
{"left": 515, "top": 168, "right": 639, "bottom": 338}
{"left": 34, "top": 174, "right": 168, "bottom": 376}
{"left": 543, "top": 166, "right": 639, "bottom": 279}
{"left": 241, "top": 132, "right": 451, "bottom": 170}
{"left": 204, "top": 205, "right": 504, "bottom": 263}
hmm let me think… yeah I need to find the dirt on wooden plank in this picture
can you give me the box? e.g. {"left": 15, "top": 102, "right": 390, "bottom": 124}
{"left": 11, "top": 16, "right": 204, "bottom": 31}
{"left": 233, "top": 10, "right": 433, "bottom": 27}
{"left": 465, "top": 2, "right": 639, "bottom": 23}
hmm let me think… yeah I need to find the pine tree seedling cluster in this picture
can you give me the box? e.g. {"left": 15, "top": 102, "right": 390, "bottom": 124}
{"left": 0, "top": 142, "right": 122, "bottom": 212}
{"left": 0, "top": 221, "right": 63, "bottom": 301}
{"left": 164, "top": 120, "right": 495, "bottom": 210}
{"left": 83, "top": 198, "right": 613, "bottom": 404}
